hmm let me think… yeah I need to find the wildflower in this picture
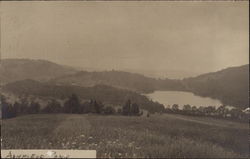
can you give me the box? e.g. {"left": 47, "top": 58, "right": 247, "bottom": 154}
{"left": 47, "top": 151, "right": 55, "bottom": 157}
{"left": 80, "top": 134, "right": 85, "bottom": 138}
{"left": 107, "top": 141, "right": 112, "bottom": 144}
{"left": 135, "top": 146, "right": 141, "bottom": 149}
{"left": 128, "top": 142, "right": 133, "bottom": 147}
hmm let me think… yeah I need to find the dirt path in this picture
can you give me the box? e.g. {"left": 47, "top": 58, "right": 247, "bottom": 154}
{"left": 52, "top": 114, "right": 92, "bottom": 135}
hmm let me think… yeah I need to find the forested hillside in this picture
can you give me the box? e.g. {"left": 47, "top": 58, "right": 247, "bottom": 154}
{"left": 2, "top": 79, "right": 165, "bottom": 113}
{"left": 183, "top": 65, "right": 249, "bottom": 109}
{"left": 0, "top": 59, "right": 76, "bottom": 84}
{"left": 51, "top": 70, "right": 185, "bottom": 93}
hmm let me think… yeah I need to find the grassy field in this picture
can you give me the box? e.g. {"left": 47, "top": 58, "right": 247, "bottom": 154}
{"left": 1, "top": 113, "right": 249, "bottom": 158}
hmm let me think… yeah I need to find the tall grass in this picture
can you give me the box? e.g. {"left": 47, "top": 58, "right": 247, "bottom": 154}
{"left": 1, "top": 114, "right": 248, "bottom": 158}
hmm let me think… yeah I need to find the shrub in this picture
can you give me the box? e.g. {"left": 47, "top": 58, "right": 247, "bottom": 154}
{"left": 43, "top": 99, "right": 62, "bottom": 113}
{"left": 103, "top": 106, "right": 116, "bottom": 115}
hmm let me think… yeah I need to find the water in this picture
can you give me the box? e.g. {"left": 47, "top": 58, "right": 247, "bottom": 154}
{"left": 146, "top": 91, "right": 224, "bottom": 109}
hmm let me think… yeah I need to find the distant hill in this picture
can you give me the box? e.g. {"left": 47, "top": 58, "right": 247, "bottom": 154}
{"left": 50, "top": 70, "right": 185, "bottom": 93}
{"left": 0, "top": 58, "right": 185, "bottom": 92}
{"left": 2, "top": 79, "right": 165, "bottom": 113}
{"left": 183, "top": 65, "right": 249, "bottom": 109}
{"left": 0, "top": 58, "right": 248, "bottom": 109}
{"left": 0, "top": 59, "right": 77, "bottom": 84}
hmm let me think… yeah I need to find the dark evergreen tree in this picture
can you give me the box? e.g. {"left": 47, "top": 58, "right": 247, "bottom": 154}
{"left": 88, "top": 100, "right": 104, "bottom": 114}
{"left": 93, "top": 100, "right": 103, "bottom": 114}
{"left": 83, "top": 101, "right": 92, "bottom": 113}
{"left": 122, "top": 99, "right": 131, "bottom": 116}
{"left": 19, "top": 97, "right": 29, "bottom": 115}
{"left": 1, "top": 95, "right": 16, "bottom": 119}
{"left": 117, "top": 108, "right": 122, "bottom": 114}
{"left": 43, "top": 99, "right": 62, "bottom": 113}
{"left": 78, "top": 102, "right": 86, "bottom": 114}
{"left": 28, "top": 101, "right": 41, "bottom": 114}
{"left": 13, "top": 102, "right": 22, "bottom": 116}
{"left": 103, "top": 106, "right": 116, "bottom": 115}
{"left": 131, "top": 103, "right": 140, "bottom": 116}
{"left": 63, "top": 94, "right": 80, "bottom": 113}
{"left": 89, "top": 99, "right": 96, "bottom": 113}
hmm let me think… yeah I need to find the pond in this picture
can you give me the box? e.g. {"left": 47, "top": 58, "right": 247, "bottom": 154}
{"left": 146, "top": 91, "right": 225, "bottom": 109}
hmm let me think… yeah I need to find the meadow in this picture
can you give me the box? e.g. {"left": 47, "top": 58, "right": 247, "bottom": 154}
{"left": 1, "top": 113, "right": 249, "bottom": 158}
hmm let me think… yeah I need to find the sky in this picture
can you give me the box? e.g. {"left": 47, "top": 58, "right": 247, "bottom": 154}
{"left": 1, "top": 1, "right": 249, "bottom": 79}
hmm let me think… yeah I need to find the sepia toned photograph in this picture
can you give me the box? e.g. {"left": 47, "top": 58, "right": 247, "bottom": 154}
{"left": 0, "top": 1, "right": 249, "bottom": 158}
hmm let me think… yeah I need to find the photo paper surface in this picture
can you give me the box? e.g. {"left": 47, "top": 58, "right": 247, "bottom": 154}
{"left": 0, "top": 1, "right": 249, "bottom": 158}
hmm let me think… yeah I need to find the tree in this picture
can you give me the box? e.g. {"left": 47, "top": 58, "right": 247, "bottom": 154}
{"left": 78, "top": 102, "right": 86, "bottom": 114}
{"left": 198, "top": 106, "right": 205, "bottom": 115}
{"left": 216, "top": 105, "right": 228, "bottom": 118}
{"left": 19, "top": 97, "right": 29, "bottom": 114}
{"left": 191, "top": 106, "right": 198, "bottom": 115}
{"left": 87, "top": 99, "right": 103, "bottom": 114}
{"left": 103, "top": 106, "right": 116, "bottom": 115}
{"left": 121, "top": 100, "right": 140, "bottom": 116}
{"left": 203, "top": 106, "right": 216, "bottom": 116}
{"left": 183, "top": 104, "right": 192, "bottom": 113}
{"left": 43, "top": 99, "right": 62, "bottom": 113}
{"left": 139, "top": 111, "right": 143, "bottom": 116}
{"left": 117, "top": 108, "right": 122, "bottom": 114}
{"left": 7, "top": 104, "right": 17, "bottom": 118}
{"left": 1, "top": 95, "right": 16, "bottom": 119}
{"left": 82, "top": 101, "right": 92, "bottom": 113}
{"left": 131, "top": 103, "right": 140, "bottom": 116}
{"left": 122, "top": 99, "right": 131, "bottom": 116}
{"left": 63, "top": 94, "right": 81, "bottom": 113}
{"left": 93, "top": 100, "right": 104, "bottom": 114}
{"left": 13, "top": 102, "right": 22, "bottom": 116}
{"left": 165, "top": 107, "right": 172, "bottom": 113}
{"left": 230, "top": 108, "right": 242, "bottom": 119}
{"left": 28, "top": 101, "right": 40, "bottom": 114}
{"left": 172, "top": 104, "right": 179, "bottom": 112}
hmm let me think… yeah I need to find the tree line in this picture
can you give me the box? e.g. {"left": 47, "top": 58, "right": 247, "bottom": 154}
{"left": 1, "top": 94, "right": 142, "bottom": 119}
{"left": 165, "top": 104, "right": 249, "bottom": 122}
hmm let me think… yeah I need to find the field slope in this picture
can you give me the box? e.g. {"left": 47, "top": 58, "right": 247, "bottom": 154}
{"left": 1, "top": 114, "right": 248, "bottom": 158}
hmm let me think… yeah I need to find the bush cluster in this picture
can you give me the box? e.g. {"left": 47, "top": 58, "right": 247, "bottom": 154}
{"left": 1, "top": 94, "right": 142, "bottom": 119}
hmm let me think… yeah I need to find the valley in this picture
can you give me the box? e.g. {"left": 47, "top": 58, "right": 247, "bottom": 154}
{"left": 0, "top": 59, "right": 249, "bottom": 109}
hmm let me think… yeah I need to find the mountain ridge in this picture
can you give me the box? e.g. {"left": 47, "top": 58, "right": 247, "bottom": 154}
{"left": 0, "top": 58, "right": 77, "bottom": 85}
{"left": 1, "top": 58, "right": 248, "bottom": 108}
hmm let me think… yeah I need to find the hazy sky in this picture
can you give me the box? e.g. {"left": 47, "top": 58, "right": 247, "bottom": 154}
{"left": 1, "top": 1, "right": 249, "bottom": 79}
